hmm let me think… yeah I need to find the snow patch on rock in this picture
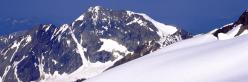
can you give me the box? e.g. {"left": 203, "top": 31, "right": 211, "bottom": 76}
{"left": 98, "top": 39, "right": 129, "bottom": 53}
{"left": 137, "top": 13, "right": 178, "bottom": 35}
{"left": 43, "top": 24, "right": 52, "bottom": 32}
{"left": 218, "top": 24, "right": 242, "bottom": 40}
{"left": 76, "top": 14, "right": 85, "bottom": 21}
{"left": 240, "top": 30, "right": 248, "bottom": 36}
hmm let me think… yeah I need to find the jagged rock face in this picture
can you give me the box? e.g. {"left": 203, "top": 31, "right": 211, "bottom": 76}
{"left": 0, "top": 6, "right": 191, "bottom": 82}
{"left": 0, "top": 24, "right": 84, "bottom": 82}
{"left": 73, "top": 7, "right": 160, "bottom": 63}
{"left": 213, "top": 10, "right": 248, "bottom": 39}
{"left": 235, "top": 10, "right": 248, "bottom": 25}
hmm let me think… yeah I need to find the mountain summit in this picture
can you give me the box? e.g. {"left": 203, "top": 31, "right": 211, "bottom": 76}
{"left": 0, "top": 6, "right": 191, "bottom": 82}
{"left": 84, "top": 9, "right": 248, "bottom": 82}
{"left": 213, "top": 10, "right": 248, "bottom": 40}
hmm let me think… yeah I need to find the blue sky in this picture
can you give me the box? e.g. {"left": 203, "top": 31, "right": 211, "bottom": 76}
{"left": 0, "top": 0, "right": 248, "bottom": 35}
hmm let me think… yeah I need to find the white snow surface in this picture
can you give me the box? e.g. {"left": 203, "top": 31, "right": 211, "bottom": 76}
{"left": 85, "top": 33, "right": 248, "bottom": 82}
{"left": 137, "top": 13, "right": 178, "bottom": 35}
{"left": 98, "top": 38, "right": 132, "bottom": 61}
{"left": 98, "top": 39, "right": 128, "bottom": 53}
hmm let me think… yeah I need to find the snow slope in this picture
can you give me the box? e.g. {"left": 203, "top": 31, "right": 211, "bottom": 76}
{"left": 85, "top": 33, "right": 248, "bottom": 82}
{"left": 137, "top": 13, "right": 178, "bottom": 35}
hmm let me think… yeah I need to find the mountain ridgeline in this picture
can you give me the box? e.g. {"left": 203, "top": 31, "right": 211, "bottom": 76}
{"left": 213, "top": 10, "right": 248, "bottom": 40}
{"left": 0, "top": 6, "right": 191, "bottom": 82}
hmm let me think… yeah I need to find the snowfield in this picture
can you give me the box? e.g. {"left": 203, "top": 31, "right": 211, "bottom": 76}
{"left": 85, "top": 33, "right": 248, "bottom": 82}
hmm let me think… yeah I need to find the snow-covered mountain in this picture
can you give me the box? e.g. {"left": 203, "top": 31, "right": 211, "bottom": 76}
{"left": 85, "top": 31, "right": 248, "bottom": 82}
{"left": 0, "top": 6, "right": 191, "bottom": 82}
{"left": 213, "top": 10, "right": 248, "bottom": 40}
{"left": 84, "top": 10, "right": 248, "bottom": 82}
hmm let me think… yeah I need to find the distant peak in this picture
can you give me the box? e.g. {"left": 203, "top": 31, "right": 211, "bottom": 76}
{"left": 234, "top": 9, "right": 248, "bottom": 25}
{"left": 75, "top": 6, "right": 103, "bottom": 21}
{"left": 88, "top": 6, "right": 103, "bottom": 12}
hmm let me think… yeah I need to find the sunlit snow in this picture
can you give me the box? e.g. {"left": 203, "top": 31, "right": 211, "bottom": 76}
{"left": 85, "top": 33, "right": 248, "bottom": 82}
{"left": 98, "top": 39, "right": 128, "bottom": 53}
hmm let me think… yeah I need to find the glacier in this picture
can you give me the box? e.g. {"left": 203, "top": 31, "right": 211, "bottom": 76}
{"left": 85, "top": 33, "right": 248, "bottom": 82}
